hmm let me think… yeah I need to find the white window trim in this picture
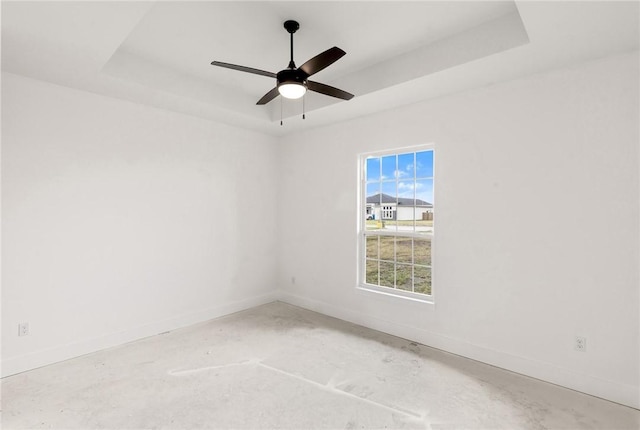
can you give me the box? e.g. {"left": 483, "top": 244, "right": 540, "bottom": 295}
{"left": 357, "top": 144, "right": 435, "bottom": 304}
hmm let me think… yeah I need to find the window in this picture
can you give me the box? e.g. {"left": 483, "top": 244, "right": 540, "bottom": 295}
{"left": 359, "top": 147, "right": 434, "bottom": 300}
{"left": 381, "top": 205, "right": 396, "bottom": 220}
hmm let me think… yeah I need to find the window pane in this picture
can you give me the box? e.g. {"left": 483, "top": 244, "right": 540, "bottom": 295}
{"left": 366, "top": 259, "right": 379, "bottom": 285}
{"left": 381, "top": 155, "right": 396, "bottom": 181}
{"left": 367, "top": 220, "right": 384, "bottom": 231}
{"left": 414, "top": 238, "right": 431, "bottom": 266}
{"left": 411, "top": 178, "right": 432, "bottom": 235}
{"left": 416, "top": 150, "right": 434, "bottom": 178}
{"left": 365, "top": 211, "right": 378, "bottom": 230}
{"left": 395, "top": 237, "right": 412, "bottom": 264}
{"left": 395, "top": 264, "right": 412, "bottom": 291}
{"left": 380, "top": 182, "right": 397, "bottom": 229}
{"left": 397, "top": 153, "right": 414, "bottom": 180}
{"left": 415, "top": 179, "right": 433, "bottom": 207}
{"left": 366, "top": 157, "right": 381, "bottom": 182}
{"left": 414, "top": 219, "right": 433, "bottom": 234}
{"left": 366, "top": 182, "right": 380, "bottom": 202}
{"left": 365, "top": 183, "right": 381, "bottom": 229}
{"left": 397, "top": 180, "right": 415, "bottom": 201}
{"left": 414, "top": 266, "right": 432, "bottom": 295}
{"left": 366, "top": 236, "right": 379, "bottom": 260}
{"left": 379, "top": 261, "right": 395, "bottom": 288}
{"left": 381, "top": 181, "right": 396, "bottom": 200}
{"left": 379, "top": 236, "right": 394, "bottom": 261}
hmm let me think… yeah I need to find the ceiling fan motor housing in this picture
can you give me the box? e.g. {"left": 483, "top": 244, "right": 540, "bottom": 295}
{"left": 277, "top": 68, "right": 307, "bottom": 88}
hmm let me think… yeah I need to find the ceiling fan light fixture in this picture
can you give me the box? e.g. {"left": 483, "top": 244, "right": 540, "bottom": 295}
{"left": 276, "top": 68, "right": 307, "bottom": 99}
{"left": 278, "top": 82, "right": 307, "bottom": 99}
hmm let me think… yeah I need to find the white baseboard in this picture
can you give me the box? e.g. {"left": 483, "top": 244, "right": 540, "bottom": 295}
{"left": 1, "top": 291, "right": 279, "bottom": 378}
{"left": 277, "top": 290, "right": 640, "bottom": 410}
{"left": 3, "top": 289, "right": 638, "bottom": 410}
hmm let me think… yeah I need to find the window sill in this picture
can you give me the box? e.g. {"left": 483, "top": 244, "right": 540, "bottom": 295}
{"left": 356, "top": 284, "right": 434, "bottom": 305}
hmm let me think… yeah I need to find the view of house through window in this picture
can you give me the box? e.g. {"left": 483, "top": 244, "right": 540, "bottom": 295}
{"left": 360, "top": 147, "right": 434, "bottom": 297}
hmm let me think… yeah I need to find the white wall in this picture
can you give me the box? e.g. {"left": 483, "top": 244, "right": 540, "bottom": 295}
{"left": 1, "top": 73, "right": 279, "bottom": 376}
{"left": 277, "top": 52, "right": 640, "bottom": 408}
{"left": 3, "top": 52, "right": 639, "bottom": 409}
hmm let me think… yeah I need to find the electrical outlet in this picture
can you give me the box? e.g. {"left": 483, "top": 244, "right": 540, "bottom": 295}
{"left": 18, "top": 322, "right": 29, "bottom": 337}
{"left": 575, "top": 336, "right": 586, "bottom": 352}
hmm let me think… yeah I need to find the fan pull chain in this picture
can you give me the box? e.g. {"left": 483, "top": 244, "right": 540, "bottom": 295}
{"left": 280, "top": 97, "right": 283, "bottom": 126}
{"left": 303, "top": 94, "right": 306, "bottom": 120}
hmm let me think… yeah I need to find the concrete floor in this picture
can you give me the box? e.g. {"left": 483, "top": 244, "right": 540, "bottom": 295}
{"left": 2, "top": 302, "right": 639, "bottom": 429}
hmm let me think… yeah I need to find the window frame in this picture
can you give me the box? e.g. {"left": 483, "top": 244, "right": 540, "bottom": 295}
{"left": 357, "top": 144, "right": 435, "bottom": 304}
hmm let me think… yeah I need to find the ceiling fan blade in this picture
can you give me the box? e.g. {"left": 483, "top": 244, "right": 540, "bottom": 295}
{"left": 211, "top": 61, "right": 277, "bottom": 78}
{"left": 299, "top": 47, "right": 346, "bottom": 77}
{"left": 307, "top": 81, "right": 354, "bottom": 101}
{"left": 257, "top": 87, "right": 280, "bottom": 105}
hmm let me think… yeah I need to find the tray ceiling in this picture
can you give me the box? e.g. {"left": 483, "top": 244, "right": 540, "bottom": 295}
{"left": 2, "top": 1, "right": 638, "bottom": 136}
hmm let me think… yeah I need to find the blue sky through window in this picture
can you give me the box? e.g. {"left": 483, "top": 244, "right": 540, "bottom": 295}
{"left": 381, "top": 155, "right": 396, "bottom": 180}
{"left": 416, "top": 151, "right": 433, "bottom": 178}
{"left": 366, "top": 158, "right": 380, "bottom": 181}
{"left": 366, "top": 150, "right": 434, "bottom": 204}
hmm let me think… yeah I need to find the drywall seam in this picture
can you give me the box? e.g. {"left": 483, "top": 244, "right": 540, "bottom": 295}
{"left": 0, "top": 291, "right": 278, "bottom": 378}
{"left": 276, "top": 290, "right": 640, "bottom": 410}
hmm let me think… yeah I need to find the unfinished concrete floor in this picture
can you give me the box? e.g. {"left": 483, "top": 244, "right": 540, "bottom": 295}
{"left": 2, "top": 302, "right": 639, "bottom": 429}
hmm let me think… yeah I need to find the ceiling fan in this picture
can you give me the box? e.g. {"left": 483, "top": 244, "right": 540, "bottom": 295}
{"left": 211, "top": 20, "right": 354, "bottom": 106}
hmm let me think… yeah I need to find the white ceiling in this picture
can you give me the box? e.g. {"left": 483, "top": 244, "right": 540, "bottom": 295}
{"left": 2, "top": 1, "right": 639, "bottom": 136}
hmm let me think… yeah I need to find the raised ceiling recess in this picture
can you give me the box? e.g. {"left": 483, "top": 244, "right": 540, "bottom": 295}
{"left": 2, "top": 1, "right": 638, "bottom": 135}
